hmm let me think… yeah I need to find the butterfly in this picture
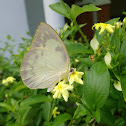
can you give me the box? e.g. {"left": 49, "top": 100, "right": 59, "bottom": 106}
{"left": 20, "top": 22, "right": 70, "bottom": 92}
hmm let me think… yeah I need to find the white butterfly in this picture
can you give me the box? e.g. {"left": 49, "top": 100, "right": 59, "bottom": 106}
{"left": 20, "top": 22, "right": 70, "bottom": 91}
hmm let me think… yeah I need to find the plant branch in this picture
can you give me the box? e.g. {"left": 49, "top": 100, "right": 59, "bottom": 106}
{"left": 74, "top": 21, "right": 90, "bottom": 46}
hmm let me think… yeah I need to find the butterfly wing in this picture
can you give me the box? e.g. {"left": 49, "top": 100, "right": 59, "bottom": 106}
{"left": 20, "top": 22, "right": 70, "bottom": 90}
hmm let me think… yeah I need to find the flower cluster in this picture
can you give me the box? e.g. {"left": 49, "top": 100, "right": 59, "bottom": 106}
{"left": 51, "top": 69, "right": 84, "bottom": 102}
{"left": 91, "top": 22, "right": 125, "bottom": 93}
{"left": 2, "top": 76, "right": 16, "bottom": 86}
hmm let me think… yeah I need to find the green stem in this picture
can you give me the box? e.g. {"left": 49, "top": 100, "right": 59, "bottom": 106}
{"left": 74, "top": 21, "right": 90, "bottom": 46}
{"left": 60, "top": 0, "right": 90, "bottom": 46}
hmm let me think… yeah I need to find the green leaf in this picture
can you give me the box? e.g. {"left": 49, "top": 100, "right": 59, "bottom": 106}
{"left": 9, "top": 67, "right": 20, "bottom": 72}
{"left": 0, "top": 86, "right": 6, "bottom": 98}
{"left": 71, "top": 4, "right": 101, "bottom": 21}
{"left": 86, "top": 115, "right": 92, "bottom": 123}
{"left": 36, "top": 112, "right": 43, "bottom": 126}
{"left": 123, "top": 11, "right": 126, "bottom": 15}
{"left": 79, "top": 58, "right": 95, "bottom": 67}
{"left": 120, "top": 39, "right": 126, "bottom": 58}
{"left": 43, "top": 122, "right": 52, "bottom": 126}
{"left": 73, "top": 104, "right": 87, "bottom": 119}
{"left": 5, "top": 122, "right": 22, "bottom": 126}
{"left": 49, "top": 2, "right": 71, "bottom": 20}
{"left": 16, "top": 106, "right": 31, "bottom": 125}
{"left": 114, "top": 118, "right": 125, "bottom": 126}
{"left": 100, "top": 105, "right": 115, "bottom": 126}
{"left": 106, "top": 18, "right": 120, "bottom": 25}
{"left": 20, "top": 95, "right": 52, "bottom": 106}
{"left": 94, "top": 109, "right": 100, "bottom": 122}
{"left": 52, "top": 113, "right": 71, "bottom": 126}
{"left": 49, "top": 1, "right": 101, "bottom": 21}
{"left": 84, "top": 61, "right": 110, "bottom": 110}
{"left": 111, "top": 29, "right": 120, "bottom": 52}
{"left": 42, "top": 102, "right": 54, "bottom": 122}
{"left": 10, "top": 84, "right": 26, "bottom": 96}
{"left": 120, "top": 75, "right": 126, "bottom": 101}
{"left": 62, "top": 23, "right": 86, "bottom": 41}
{"left": 0, "top": 102, "right": 13, "bottom": 111}
{"left": 66, "top": 43, "right": 92, "bottom": 55}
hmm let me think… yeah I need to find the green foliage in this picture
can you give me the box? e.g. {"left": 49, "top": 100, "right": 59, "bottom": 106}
{"left": 84, "top": 61, "right": 110, "bottom": 110}
{"left": 66, "top": 43, "right": 92, "bottom": 55}
{"left": 1, "top": 1, "right": 126, "bottom": 125}
{"left": 52, "top": 113, "right": 71, "bottom": 126}
{"left": 49, "top": 0, "right": 101, "bottom": 22}
{"left": 50, "top": 0, "right": 101, "bottom": 46}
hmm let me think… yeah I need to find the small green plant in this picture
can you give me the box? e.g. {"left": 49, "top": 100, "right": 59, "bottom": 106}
{"left": 0, "top": 0, "right": 126, "bottom": 125}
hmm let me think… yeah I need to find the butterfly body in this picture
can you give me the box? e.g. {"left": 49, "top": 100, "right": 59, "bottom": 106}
{"left": 20, "top": 22, "right": 70, "bottom": 91}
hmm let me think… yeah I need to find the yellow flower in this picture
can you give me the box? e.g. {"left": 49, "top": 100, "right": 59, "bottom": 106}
{"left": 52, "top": 80, "right": 73, "bottom": 102}
{"left": 6, "top": 76, "right": 15, "bottom": 83}
{"left": 2, "top": 79, "right": 7, "bottom": 85}
{"left": 92, "top": 23, "right": 115, "bottom": 34}
{"left": 2, "top": 76, "right": 15, "bottom": 86}
{"left": 69, "top": 68, "right": 84, "bottom": 85}
{"left": 52, "top": 107, "right": 60, "bottom": 118}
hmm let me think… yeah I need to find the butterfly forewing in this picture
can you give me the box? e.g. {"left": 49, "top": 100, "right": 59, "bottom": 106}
{"left": 20, "top": 22, "right": 70, "bottom": 90}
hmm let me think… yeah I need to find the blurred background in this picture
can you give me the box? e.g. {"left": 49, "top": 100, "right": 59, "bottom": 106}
{"left": 0, "top": 0, "right": 126, "bottom": 52}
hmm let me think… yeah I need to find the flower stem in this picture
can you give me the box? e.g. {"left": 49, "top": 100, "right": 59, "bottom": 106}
{"left": 74, "top": 21, "right": 90, "bottom": 46}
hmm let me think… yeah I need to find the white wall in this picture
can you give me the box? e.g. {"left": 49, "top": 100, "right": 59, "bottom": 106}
{"left": 0, "top": 0, "right": 65, "bottom": 56}
{"left": 0, "top": 0, "right": 29, "bottom": 45}
{"left": 43, "top": 0, "right": 65, "bottom": 31}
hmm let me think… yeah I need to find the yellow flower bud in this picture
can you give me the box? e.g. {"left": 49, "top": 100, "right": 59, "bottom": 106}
{"left": 75, "top": 59, "right": 79, "bottom": 63}
{"left": 116, "top": 22, "right": 121, "bottom": 29}
{"left": 90, "top": 36, "right": 99, "bottom": 53}
{"left": 114, "top": 81, "right": 122, "bottom": 91}
{"left": 63, "top": 23, "right": 69, "bottom": 32}
{"left": 123, "top": 17, "right": 126, "bottom": 26}
{"left": 52, "top": 107, "right": 60, "bottom": 118}
{"left": 104, "top": 52, "right": 112, "bottom": 69}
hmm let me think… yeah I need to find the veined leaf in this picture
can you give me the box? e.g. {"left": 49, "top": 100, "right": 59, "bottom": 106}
{"left": 120, "top": 75, "right": 126, "bottom": 101}
{"left": 20, "top": 95, "right": 52, "bottom": 106}
{"left": 84, "top": 61, "right": 110, "bottom": 110}
{"left": 52, "top": 113, "right": 71, "bottom": 126}
{"left": 0, "top": 102, "right": 13, "bottom": 111}
{"left": 43, "top": 122, "right": 52, "bottom": 126}
{"left": 120, "top": 39, "right": 126, "bottom": 58}
{"left": 100, "top": 105, "right": 115, "bottom": 126}
{"left": 71, "top": 4, "right": 101, "bottom": 21}
{"left": 49, "top": 2, "right": 71, "bottom": 19}
{"left": 49, "top": 1, "right": 101, "bottom": 21}
{"left": 94, "top": 109, "right": 100, "bottom": 122}
{"left": 16, "top": 106, "right": 31, "bottom": 125}
{"left": 42, "top": 102, "right": 55, "bottom": 122}
{"left": 73, "top": 104, "right": 87, "bottom": 119}
{"left": 106, "top": 17, "right": 120, "bottom": 25}
{"left": 79, "top": 58, "right": 95, "bottom": 67}
{"left": 66, "top": 43, "right": 92, "bottom": 55}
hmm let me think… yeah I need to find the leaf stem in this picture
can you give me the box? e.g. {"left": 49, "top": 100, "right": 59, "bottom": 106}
{"left": 74, "top": 21, "right": 90, "bottom": 46}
